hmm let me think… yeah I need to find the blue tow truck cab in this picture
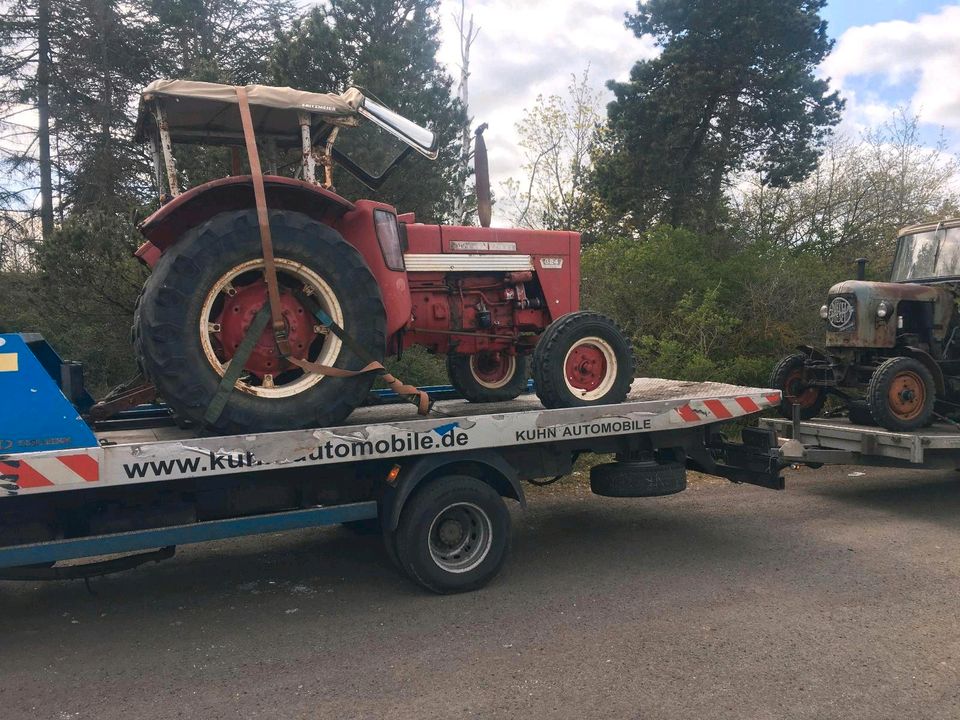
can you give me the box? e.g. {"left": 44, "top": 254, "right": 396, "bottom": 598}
{"left": 0, "top": 332, "right": 784, "bottom": 593}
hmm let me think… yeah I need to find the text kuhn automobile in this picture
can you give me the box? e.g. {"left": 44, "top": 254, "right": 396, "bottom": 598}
{"left": 772, "top": 219, "right": 960, "bottom": 431}
{"left": 132, "top": 80, "right": 633, "bottom": 433}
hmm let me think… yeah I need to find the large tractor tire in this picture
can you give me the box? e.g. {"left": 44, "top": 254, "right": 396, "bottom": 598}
{"left": 135, "top": 209, "right": 385, "bottom": 434}
{"left": 446, "top": 352, "right": 528, "bottom": 403}
{"left": 532, "top": 312, "right": 634, "bottom": 409}
{"left": 770, "top": 354, "right": 826, "bottom": 420}
{"left": 866, "top": 356, "right": 935, "bottom": 432}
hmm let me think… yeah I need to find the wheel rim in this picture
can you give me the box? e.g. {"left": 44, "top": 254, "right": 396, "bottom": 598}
{"left": 427, "top": 501, "right": 493, "bottom": 574}
{"left": 199, "top": 258, "right": 344, "bottom": 398}
{"left": 887, "top": 370, "right": 926, "bottom": 420}
{"left": 784, "top": 369, "right": 820, "bottom": 408}
{"left": 469, "top": 352, "right": 517, "bottom": 389}
{"left": 562, "top": 336, "right": 617, "bottom": 401}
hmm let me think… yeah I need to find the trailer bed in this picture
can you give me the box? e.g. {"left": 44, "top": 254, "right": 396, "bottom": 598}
{"left": 3, "top": 378, "right": 778, "bottom": 498}
{"left": 761, "top": 416, "right": 960, "bottom": 468}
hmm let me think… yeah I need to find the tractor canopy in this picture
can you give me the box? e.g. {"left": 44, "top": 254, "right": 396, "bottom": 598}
{"left": 135, "top": 79, "right": 437, "bottom": 196}
{"left": 891, "top": 218, "right": 960, "bottom": 283}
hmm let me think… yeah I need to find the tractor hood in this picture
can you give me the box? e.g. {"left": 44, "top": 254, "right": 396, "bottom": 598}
{"left": 824, "top": 280, "right": 954, "bottom": 349}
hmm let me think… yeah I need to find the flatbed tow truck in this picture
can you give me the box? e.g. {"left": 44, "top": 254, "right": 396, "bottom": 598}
{"left": 0, "top": 333, "right": 785, "bottom": 593}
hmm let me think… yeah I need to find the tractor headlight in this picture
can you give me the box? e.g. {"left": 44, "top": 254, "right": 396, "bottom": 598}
{"left": 373, "top": 209, "right": 405, "bottom": 271}
{"left": 819, "top": 304, "right": 829, "bottom": 319}
{"left": 877, "top": 301, "right": 893, "bottom": 319}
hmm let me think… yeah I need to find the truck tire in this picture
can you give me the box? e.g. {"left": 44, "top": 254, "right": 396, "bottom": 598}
{"left": 770, "top": 354, "right": 825, "bottom": 420}
{"left": 867, "top": 356, "right": 935, "bottom": 431}
{"left": 446, "top": 352, "right": 528, "bottom": 402}
{"left": 394, "top": 474, "right": 510, "bottom": 594}
{"left": 533, "top": 312, "right": 634, "bottom": 409}
{"left": 590, "top": 460, "right": 687, "bottom": 497}
{"left": 135, "top": 209, "right": 385, "bottom": 434}
{"left": 847, "top": 400, "right": 876, "bottom": 426}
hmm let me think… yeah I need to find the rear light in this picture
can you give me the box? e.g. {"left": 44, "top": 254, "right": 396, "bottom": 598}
{"left": 374, "top": 209, "right": 405, "bottom": 271}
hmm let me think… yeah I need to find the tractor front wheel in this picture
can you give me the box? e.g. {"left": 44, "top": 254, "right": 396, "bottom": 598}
{"left": 770, "top": 354, "right": 826, "bottom": 420}
{"left": 135, "top": 209, "right": 385, "bottom": 434}
{"left": 866, "top": 356, "right": 935, "bottom": 431}
{"left": 446, "top": 352, "right": 528, "bottom": 403}
{"left": 532, "top": 312, "right": 634, "bottom": 409}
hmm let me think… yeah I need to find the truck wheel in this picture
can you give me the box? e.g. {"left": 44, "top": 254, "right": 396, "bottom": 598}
{"left": 847, "top": 400, "right": 876, "bottom": 426}
{"left": 533, "top": 312, "right": 634, "bottom": 409}
{"left": 770, "top": 354, "right": 825, "bottom": 420}
{"left": 446, "top": 352, "right": 528, "bottom": 402}
{"left": 136, "top": 209, "right": 385, "bottom": 434}
{"left": 867, "top": 356, "right": 935, "bottom": 431}
{"left": 590, "top": 460, "right": 687, "bottom": 497}
{"left": 394, "top": 475, "right": 510, "bottom": 594}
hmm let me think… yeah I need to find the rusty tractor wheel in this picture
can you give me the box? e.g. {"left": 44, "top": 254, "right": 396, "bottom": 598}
{"left": 135, "top": 209, "right": 385, "bottom": 434}
{"left": 866, "top": 356, "right": 935, "bottom": 431}
{"left": 446, "top": 352, "right": 528, "bottom": 403}
{"left": 532, "top": 312, "right": 634, "bottom": 409}
{"left": 770, "top": 354, "right": 826, "bottom": 420}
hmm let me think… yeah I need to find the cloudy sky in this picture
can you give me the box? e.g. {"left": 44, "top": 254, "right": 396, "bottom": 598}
{"left": 432, "top": 0, "right": 960, "bottom": 188}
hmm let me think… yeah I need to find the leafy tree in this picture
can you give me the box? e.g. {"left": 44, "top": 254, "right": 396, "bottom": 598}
{"left": 500, "top": 68, "right": 604, "bottom": 236}
{"left": 594, "top": 0, "right": 843, "bottom": 232}
{"left": 271, "top": 0, "right": 468, "bottom": 223}
{"left": 733, "top": 110, "right": 960, "bottom": 266}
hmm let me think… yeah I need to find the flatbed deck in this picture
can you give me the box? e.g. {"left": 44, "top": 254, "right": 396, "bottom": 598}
{"left": 761, "top": 416, "right": 960, "bottom": 468}
{"left": 2, "top": 378, "right": 779, "bottom": 498}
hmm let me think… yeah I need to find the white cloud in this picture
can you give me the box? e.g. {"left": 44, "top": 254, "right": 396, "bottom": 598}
{"left": 436, "top": 0, "right": 657, "bottom": 192}
{"left": 822, "top": 5, "right": 960, "bottom": 131}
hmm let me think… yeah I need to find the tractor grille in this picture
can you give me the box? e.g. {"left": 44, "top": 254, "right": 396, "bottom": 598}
{"left": 826, "top": 295, "right": 856, "bottom": 332}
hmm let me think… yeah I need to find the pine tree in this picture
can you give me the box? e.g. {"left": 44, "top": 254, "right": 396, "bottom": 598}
{"left": 593, "top": 0, "right": 844, "bottom": 233}
{"left": 272, "top": 0, "right": 468, "bottom": 223}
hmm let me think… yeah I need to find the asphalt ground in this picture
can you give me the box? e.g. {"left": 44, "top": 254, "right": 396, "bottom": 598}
{"left": 2, "top": 464, "right": 960, "bottom": 719}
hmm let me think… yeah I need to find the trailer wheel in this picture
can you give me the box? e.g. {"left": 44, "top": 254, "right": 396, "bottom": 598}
{"left": 393, "top": 475, "right": 510, "bottom": 594}
{"left": 770, "top": 354, "right": 825, "bottom": 420}
{"left": 446, "top": 352, "right": 528, "bottom": 402}
{"left": 590, "top": 460, "right": 687, "bottom": 497}
{"left": 867, "top": 356, "right": 935, "bottom": 431}
{"left": 533, "top": 312, "right": 634, "bottom": 409}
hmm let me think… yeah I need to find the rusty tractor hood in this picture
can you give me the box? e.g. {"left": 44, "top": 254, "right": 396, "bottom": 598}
{"left": 824, "top": 280, "right": 954, "bottom": 349}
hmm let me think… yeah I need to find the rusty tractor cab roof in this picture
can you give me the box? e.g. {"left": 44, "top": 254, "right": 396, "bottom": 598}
{"left": 135, "top": 79, "right": 438, "bottom": 199}
{"left": 891, "top": 218, "right": 960, "bottom": 285}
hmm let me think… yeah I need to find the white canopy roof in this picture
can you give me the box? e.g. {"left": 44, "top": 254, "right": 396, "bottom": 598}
{"left": 136, "top": 79, "right": 364, "bottom": 144}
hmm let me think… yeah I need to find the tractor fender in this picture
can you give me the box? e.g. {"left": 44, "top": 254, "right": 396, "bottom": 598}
{"left": 381, "top": 450, "right": 526, "bottom": 531}
{"left": 136, "top": 176, "right": 355, "bottom": 265}
{"left": 900, "top": 347, "right": 946, "bottom": 394}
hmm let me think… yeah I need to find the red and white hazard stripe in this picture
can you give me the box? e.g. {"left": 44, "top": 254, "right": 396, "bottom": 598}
{"left": 674, "top": 393, "right": 781, "bottom": 424}
{"left": 0, "top": 452, "right": 99, "bottom": 489}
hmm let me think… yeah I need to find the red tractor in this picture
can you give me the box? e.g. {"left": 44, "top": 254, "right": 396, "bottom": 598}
{"left": 132, "top": 80, "right": 633, "bottom": 433}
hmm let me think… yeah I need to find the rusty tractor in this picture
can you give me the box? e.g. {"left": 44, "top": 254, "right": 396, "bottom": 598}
{"left": 772, "top": 219, "right": 960, "bottom": 431}
{"left": 132, "top": 80, "right": 633, "bottom": 433}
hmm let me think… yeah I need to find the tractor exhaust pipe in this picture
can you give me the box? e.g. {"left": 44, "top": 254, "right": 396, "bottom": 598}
{"left": 474, "top": 123, "right": 492, "bottom": 228}
{"left": 855, "top": 257, "right": 867, "bottom": 280}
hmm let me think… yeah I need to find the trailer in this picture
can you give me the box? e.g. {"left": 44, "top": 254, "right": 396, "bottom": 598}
{"left": 762, "top": 414, "right": 960, "bottom": 470}
{"left": 0, "top": 333, "right": 785, "bottom": 593}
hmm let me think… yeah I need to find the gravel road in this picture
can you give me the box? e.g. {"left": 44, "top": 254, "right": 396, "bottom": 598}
{"left": 2, "top": 464, "right": 960, "bottom": 719}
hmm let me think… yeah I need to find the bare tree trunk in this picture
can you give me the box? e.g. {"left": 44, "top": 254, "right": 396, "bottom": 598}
{"left": 452, "top": 0, "right": 479, "bottom": 224}
{"left": 37, "top": 0, "right": 54, "bottom": 239}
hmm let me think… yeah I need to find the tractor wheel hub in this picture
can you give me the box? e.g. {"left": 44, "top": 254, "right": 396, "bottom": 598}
{"left": 216, "top": 282, "right": 316, "bottom": 377}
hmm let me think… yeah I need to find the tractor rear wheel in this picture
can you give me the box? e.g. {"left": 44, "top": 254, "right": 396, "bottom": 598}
{"left": 446, "top": 352, "right": 528, "bottom": 402}
{"left": 135, "top": 209, "right": 385, "bottom": 434}
{"left": 770, "top": 354, "right": 826, "bottom": 420}
{"left": 532, "top": 312, "right": 634, "bottom": 409}
{"left": 866, "top": 356, "right": 935, "bottom": 431}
